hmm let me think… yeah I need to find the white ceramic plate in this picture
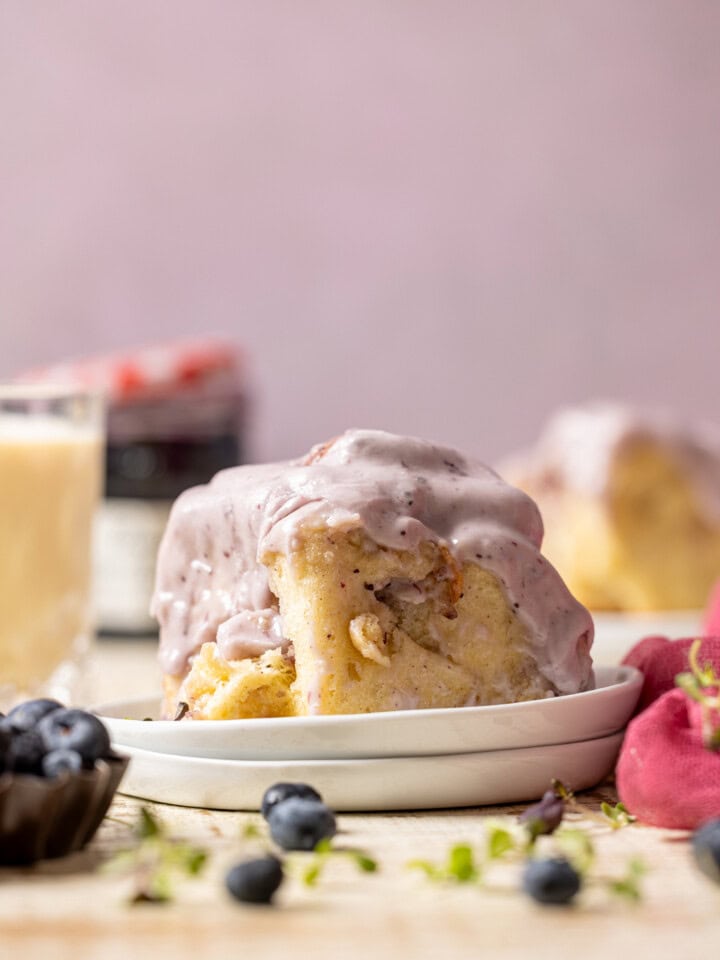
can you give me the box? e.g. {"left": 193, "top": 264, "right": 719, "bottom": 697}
{"left": 116, "top": 731, "right": 624, "bottom": 811}
{"left": 592, "top": 610, "right": 704, "bottom": 666}
{"left": 95, "top": 665, "right": 641, "bottom": 761}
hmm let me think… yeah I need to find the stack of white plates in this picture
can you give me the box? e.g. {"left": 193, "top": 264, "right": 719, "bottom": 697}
{"left": 95, "top": 665, "right": 642, "bottom": 812}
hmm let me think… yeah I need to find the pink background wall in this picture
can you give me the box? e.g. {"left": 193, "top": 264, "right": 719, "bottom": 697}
{"left": 1, "top": 1, "right": 719, "bottom": 462}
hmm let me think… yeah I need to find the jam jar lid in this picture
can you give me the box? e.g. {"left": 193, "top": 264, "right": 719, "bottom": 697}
{"left": 18, "top": 338, "right": 245, "bottom": 404}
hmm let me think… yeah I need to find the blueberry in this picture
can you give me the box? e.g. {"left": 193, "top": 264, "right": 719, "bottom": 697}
{"left": 267, "top": 797, "right": 337, "bottom": 851}
{"left": 42, "top": 748, "right": 83, "bottom": 778}
{"left": 261, "top": 782, "right": 322, "bottom": 820}
{"left": 38, "top": 709, "right": 110, "bottom": 765}
{"left": 692, "top": 818, "right": 720, "bottom": 883}
{"left": 226, "top": 856, "right": 284, "bottom": 904}
{"left": 7, "top": 698, "right": 63, "bottom": 733}
{"left": 7, "top": 730, "right": 46, "bottom": 774}
{"left": 522, "top": 857, "right": 581, "bottom": 905}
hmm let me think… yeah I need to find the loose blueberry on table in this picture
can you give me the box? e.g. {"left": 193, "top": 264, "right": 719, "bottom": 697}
{"left": 261, "top": 782, "right": 323, "bottom": 820}
{"left": 691, "top": 818, "right": 720, "bottom": 883}
{"left": 522, "top": 857, "right": 582, "bottom": 905}
{"left": 267, "top": 796, "right": 337, "bottom": 852}
{"left": 226, "top": 856, "right": 284, "bottom": 904}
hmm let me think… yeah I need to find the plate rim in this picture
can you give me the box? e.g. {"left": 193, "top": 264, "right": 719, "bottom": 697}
{"left": 116, "top": 728, "right": 626, "bottom": 770}
{"left": 94, "top": 664, "right": 642, "bottom": 729}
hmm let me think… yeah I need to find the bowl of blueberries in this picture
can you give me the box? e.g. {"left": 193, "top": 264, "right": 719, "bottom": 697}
{"left": 0, "top": 698, "right": 128, "bottom": 865}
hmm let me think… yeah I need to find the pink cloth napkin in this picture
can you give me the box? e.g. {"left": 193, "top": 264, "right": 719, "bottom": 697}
{"left": 616, "top": 636, "right": 720, "bottom": 829}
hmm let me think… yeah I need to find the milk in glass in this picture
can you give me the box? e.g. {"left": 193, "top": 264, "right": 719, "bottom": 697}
{"left": 0, "top": 394, "right": 102, "bottom": 697}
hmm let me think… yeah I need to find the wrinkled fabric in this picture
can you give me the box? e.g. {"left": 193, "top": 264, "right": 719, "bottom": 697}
{"left": 623, "top": 635, "right": 720, "bottom": 714}
{"left": 616, "top": 636, "right": 720, "bottom": 829}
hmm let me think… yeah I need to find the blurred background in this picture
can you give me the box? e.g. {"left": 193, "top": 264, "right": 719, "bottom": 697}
{"left": 1, "top": 0, "right": 719, "bottom": 464}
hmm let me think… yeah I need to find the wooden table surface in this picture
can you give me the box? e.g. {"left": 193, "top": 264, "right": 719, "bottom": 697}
{"left": 2, "top": 638, "right": 719, "bottom": 960}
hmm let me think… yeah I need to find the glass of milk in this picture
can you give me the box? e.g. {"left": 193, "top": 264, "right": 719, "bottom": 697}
{"left": 0, "top": 386, "right": 104, "bottom": 707}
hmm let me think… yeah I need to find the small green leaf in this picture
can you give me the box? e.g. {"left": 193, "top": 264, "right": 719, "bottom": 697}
{"left": 679, "top": 642, "right": 720, "bottom": 709}
{"left": 676, "top": 672, "right": 704, "bottom": 702}
{"left": 353, "top": 853, "right": 378, "bottom": 873}
{"left": 447, "top": 844, "right": 479, "bottom": 883}
{"left": 608, "top": 879, "right": 640, "bottom": 901}
{"left": 600, "top": 801, "right": 637, "bottom": 829}
{"left": 184, "top": 848, "right": 208, "bottom": 875}
{"left": 136, "top": 807, "right": 163, "bottom": 840}
{"left": 242, "top": 821, "right": 262, "bottom": 840}
{"left": 164, "top": 842, "right": 204, "bottom": 872}
{"left": 523, "top": 817, "right": 548, "bottom": 845}
{"left": 293, "top": 841, "right": 378, "bottom": 889}
{"left": 131, "top": 889, "right": 169, "bottom": 904}
{"left": 607, "top": 859, "right": 646, "bottom": 903}
{"left": 487, "top": 827, "right": 516, "bottom": 860}
{"left": 303, "top": 863, "right": 322, "bottom": 887}
{"left": 314, "top": 837, "right": 334, "bottom": 855}
{"left": 407, "top": 859, "right": 442, "bottom": 880}
{"left": 550, "top": 777, "right": 575, "bottom": 801}
{"left": 409, "top": 844, "right": 480, "bottom": 884}
{"left": 147, "top": 869, "right": 174, "bottom": 903}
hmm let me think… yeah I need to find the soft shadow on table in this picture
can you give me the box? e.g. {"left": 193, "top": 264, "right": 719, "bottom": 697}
{"left": 354, "top": 780, "right": 619, "bottom": 821}
{"left": 0, "top": 847, "right": 104, "bottom": 882}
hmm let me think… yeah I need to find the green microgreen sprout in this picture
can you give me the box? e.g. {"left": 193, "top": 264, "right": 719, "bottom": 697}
{"left": 297, "top": 837, "right": 378, "bottom": 887}
{"left": 486, "top": 823, "right": 518, "bottom": 860}
{"left": 550, "top": 779, "right": 575, "bottom": 803}
{"left": 600, "top": 801, "right": 637, "bottom": 829}
{"left": 408, "top": 780, "right": 646, "bottom": 906}
{"left": 552, "top": 779, "right": 637, "bottom": 832}
{"left": 676, "top": 638, "right": 720, "bottom": 750}
{"left": 241, "top": 820, "right": 263, "bottom": 841}
{"left": 240, "top": 814, "right": 377, "bottom": 888}
{"left": 408, "top": 842, "right": 481, "bottom": 884}
{"left": 552, "top": 828, "right": 596, "bottom": 875}
{"left": 606, "top": 858, "right": 647, "bottom": 903}
{"left": 104, "top": 806, "right": 208, "bottom": 904}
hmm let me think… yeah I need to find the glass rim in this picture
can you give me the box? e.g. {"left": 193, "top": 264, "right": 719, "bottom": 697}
{"left": 0, "top": 382, "right": 105, "bottom": 402}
